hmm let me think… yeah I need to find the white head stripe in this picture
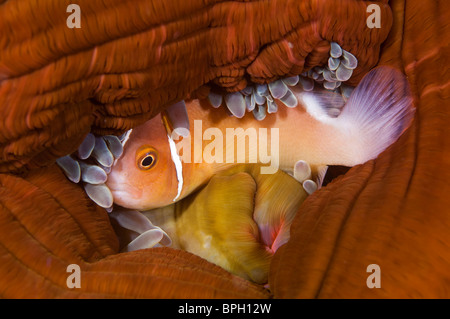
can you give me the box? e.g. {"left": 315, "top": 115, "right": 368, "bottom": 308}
{"left": 167, "top": 134, "right": 183, "bottom": 202}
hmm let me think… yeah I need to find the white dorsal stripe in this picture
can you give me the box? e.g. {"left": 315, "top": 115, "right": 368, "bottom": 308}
{"left": 112, "top": 129, "right": 133, "bottom": 167}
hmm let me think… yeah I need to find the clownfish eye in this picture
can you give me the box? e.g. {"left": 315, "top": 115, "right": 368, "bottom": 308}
{"left": 136, "top": 146, "right": 158, "bottom": 170}
{"left": 141, "top": 155, "right": 154, "bottom": 167}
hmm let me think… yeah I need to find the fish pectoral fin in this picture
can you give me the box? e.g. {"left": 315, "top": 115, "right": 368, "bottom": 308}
{"left": 174, "top": 171, "right": 272, "bottom": 284}
{"left": 252, "top": 167, "right": 309, "bottom": 253}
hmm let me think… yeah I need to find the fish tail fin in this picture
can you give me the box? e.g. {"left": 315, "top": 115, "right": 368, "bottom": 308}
{"left": 333, "top": 66, "right": 415, "bottom": 165}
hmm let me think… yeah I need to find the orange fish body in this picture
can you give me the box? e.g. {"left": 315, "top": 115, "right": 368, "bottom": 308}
{"left": 106, "top": 67, "right": 414, "bottom": 283}
{"left": 107, "top": 67, "right": 414, "bottom": 211}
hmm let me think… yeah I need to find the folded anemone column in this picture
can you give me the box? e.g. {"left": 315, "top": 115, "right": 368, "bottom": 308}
{"left": 0, "top": 0, "right": 391, "bottom": 173}
{"left": 0, "top": 164, "right": 270, "bottom": 298}
{"left": 269, "top": 0, "right": 450, "bottom": 298}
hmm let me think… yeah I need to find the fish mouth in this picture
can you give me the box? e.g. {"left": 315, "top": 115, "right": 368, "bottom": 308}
{"left": 107, "top": 187, "right": 145, "bottom": 211}
{"left": 108, "top": 185, "right": 143, "bottom": 200}
{"left": 107, "top": 175, "right": 144, "bottom": 201}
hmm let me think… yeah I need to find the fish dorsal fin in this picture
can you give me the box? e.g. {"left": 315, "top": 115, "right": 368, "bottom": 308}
{"left": 335, "top": 66, "right": 415, "bottom": 162}
{"left": 298, "top": 89, "right": 346, "bottom": 123}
